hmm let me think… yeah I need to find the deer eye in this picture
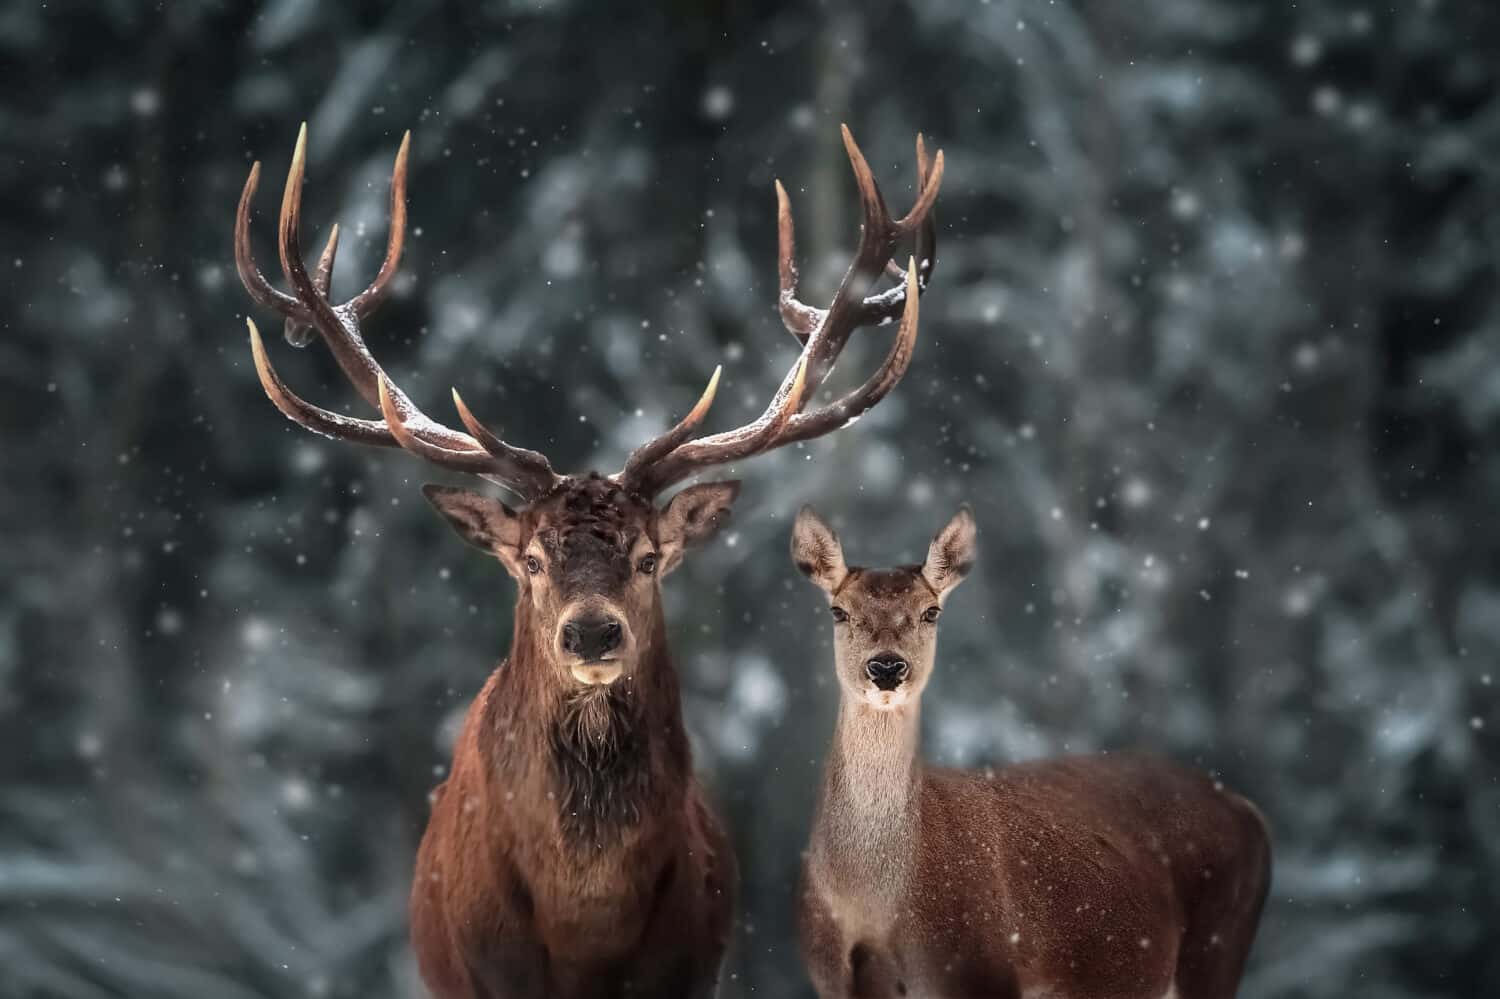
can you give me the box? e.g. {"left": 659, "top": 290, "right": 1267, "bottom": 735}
{"left": 922, "top": 606, "right": 941, "bottom": 623}
{"left": 830, "top": 606, "right": 849, "bottom": 623}
{"left": 638, "top": 553, "right": 658, "bottom": 575}
{"left": 525, "top": 555, "right": 543, "bottom": 576}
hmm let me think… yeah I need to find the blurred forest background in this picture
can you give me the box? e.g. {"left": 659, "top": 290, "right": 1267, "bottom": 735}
{"left": 3, "top": 0, "right": 1498, "bottom": 996}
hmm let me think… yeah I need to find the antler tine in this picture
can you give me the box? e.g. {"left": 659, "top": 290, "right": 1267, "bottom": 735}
{"left": 247, "top": 317, "right": 404, "bottom": 447}
{"left": 272, "top": 125, "right": 505, "bottom": 453}
{"left": 896, "top": 134, "right": 943, "bottom": 235}
{"left": 616, "top": 366, "right": 722, "bottom": 490}
{"left": 773, "top": 127, "right": 894, "bottom": 350}
{"left": 882, "top": 134, "right": 940, "bottom": 287}
{"left": 778, "top": 130, "right": 944, "bottom": 346}
{"left": 640, "top": 261, "right": 918, "bottom": 494}
{"left": 236, "top": 161, "right": 310, "bottom": 320}
{"left": 450, "top": 388, "right": 562, "bottom": 492}
{"left": 777, "top": 257, "right": 921, "bottom": 447}
{"left": 267, "top": 130, "right": 408, "bottom": 345}
{"left": 379, "top": 380, "right": 553, "bottom": 489}
{"left": 840, "top": 123, "right": 894, "bottom": 242}
{"left": 627, "top": 127, "right": 940, "bottom": 497}
{"left": 880, "top": 135, "right": 929, "bottom": 288}
{"left": 636, "top": 358, "right": 808, "bottom": 496}
{"left": 236, "top": 124, "right": 562, "bottom": 501}
{"left": 348, "top": 130, "right": 410, "bottom": 318}
{"left": 275, "top": 123, "right": 381, "bottom": 411}
{"left": 249, "top": 320, "right": 556, "bottom": 499}
{"left": 792, "top": 126, "right": 906, "bottom": 390}
{"left": 313, "top": 223, "right": 341, "bottom": 296}
{"left": 283, "top": 223, "right": 340, "bottom": 347}
{"left": 776, "top": 179, "right": 823, "bottom": 343}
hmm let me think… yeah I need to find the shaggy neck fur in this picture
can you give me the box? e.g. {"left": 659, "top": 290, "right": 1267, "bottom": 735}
{"left": 483, "top": 595, "right": 690, "bottom": 848}
{"left": 811, "top": 696, "right": 923, "bottom": 933}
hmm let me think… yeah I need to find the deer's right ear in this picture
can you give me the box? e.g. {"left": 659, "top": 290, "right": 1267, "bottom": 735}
{"left": 791, "top": 505, "right": 847, "bottom": 593}
{"left": 422, "top": 485, "right": 525, "bottom": 574}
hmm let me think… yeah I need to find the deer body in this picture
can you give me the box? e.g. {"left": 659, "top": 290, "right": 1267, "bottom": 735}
{"left": 791, "top": 509, "right": 1270, "bottom": 999}
{"left": 410, "top": 595, "right": 732, "bottom": 997}
{"left": 233, "top": 124, "right": 943, "bottom": 998}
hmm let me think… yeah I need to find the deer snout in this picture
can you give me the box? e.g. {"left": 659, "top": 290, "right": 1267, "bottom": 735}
{"left": 865, "top": 653, "right": 910, "bottom": 691}
{"left": 561, "top": 614, "right": 623, "bottom": 662}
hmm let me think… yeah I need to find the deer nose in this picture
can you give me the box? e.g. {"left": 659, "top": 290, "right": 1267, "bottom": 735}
{"left": 562, "top": 616, "right": 623, "bottom": 661}
{"left": 865, "top": 653, "right": 909, "bottom": 691}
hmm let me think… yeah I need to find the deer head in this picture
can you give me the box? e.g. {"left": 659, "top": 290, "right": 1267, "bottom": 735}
{"left": 792, "top": 505, "right": 976, "bottom": 710}
{"left": 421, "top": 478, "right": 741, "bottom": 686}
{"left": 235, "top": 123, "right": 943, "bottom": 696}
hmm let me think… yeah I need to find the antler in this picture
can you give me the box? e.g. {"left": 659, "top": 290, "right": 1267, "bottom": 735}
{"left": 777, "top": 132, "right": 940, "bottom": 346}
{"left": 234, "top": 124, "right": 561, "bottom": 501}
{"left": 236, "top": 124, "right": 940, "bottom": 505}
{"left": 617, "top": 126, "right": 943, "bottom": 497}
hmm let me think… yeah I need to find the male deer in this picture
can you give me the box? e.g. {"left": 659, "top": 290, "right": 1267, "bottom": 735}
{"left": 234, "top": 123, "right": 943, "bottom": 998}
{"left": 791, "top": 507, "right": 1271, "bottom": 999}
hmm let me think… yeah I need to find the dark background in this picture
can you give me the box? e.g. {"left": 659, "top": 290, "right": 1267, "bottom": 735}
{"left": 4, "top": 1, "right": 1498, "bottom": 996}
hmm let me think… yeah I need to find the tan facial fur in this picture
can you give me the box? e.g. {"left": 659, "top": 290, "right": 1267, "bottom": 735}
{"left": 791, "top": 505, "right": 976, "bottom": 711}
{"left": 424, "top": 477, "right": 738, "bottom": 688}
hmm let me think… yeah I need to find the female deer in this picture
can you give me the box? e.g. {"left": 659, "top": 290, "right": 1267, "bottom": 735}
{"left": 791, "top": 506, "right": 1270, "bottom": 999}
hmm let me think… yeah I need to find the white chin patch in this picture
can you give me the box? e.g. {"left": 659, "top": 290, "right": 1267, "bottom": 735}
{"left": 570, "top": 663, "right": 624, "bottom": 686}
{"left": 866, "top": 688, "right": 910, "bottom": 710}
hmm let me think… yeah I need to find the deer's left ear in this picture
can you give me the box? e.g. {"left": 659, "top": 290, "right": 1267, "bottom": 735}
{"left": 656, "top": 481, "right": 741, "bottom": 576}
{"left": 923, "top": 504, "right": 977, "bottom": 596}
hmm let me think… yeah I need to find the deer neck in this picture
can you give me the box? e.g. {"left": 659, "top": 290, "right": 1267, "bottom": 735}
{"left": 810, "top": 695, "right": 923, "bottom": 932}
{"left": 483, "top": 599, "right": 691, "bottom": 848}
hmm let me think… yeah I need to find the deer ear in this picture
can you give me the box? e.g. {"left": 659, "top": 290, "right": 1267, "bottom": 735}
{"left": 656, "top": 480, "right": 741, "bottom": 576}
{"left": 923, "top": 504, "right": 977, "bottom": 596}
{"left": 791, "top": 505, "right": 847, "bottom": 593}
{"left": 422, "top": 485, "right": 526, "bottom": 576}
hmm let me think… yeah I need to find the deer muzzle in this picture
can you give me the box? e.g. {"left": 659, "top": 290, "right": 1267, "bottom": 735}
{"left": 559, "top": 610, "right": 629, "bottom": 685}
{"left": 865, "top": 653, "right": 910, "bottom": 691}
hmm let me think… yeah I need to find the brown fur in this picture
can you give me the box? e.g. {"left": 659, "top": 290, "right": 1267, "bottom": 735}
{"left": 792, "top": 507, "right": 1270, "bottom": 999}
{"left": 411, "top": 477, "right": 737, "bottom": 998}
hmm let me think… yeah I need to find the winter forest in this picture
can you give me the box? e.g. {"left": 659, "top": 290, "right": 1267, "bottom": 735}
{"left": 3, "top": 0, "right": 1498, "bottom": 996}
